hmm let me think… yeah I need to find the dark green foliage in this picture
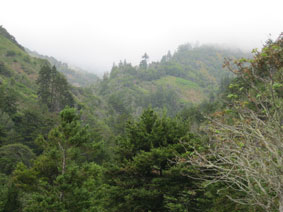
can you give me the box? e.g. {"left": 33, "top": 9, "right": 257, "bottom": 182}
{"left": 13, "top": 107, "right": 104, "bottom": 211}
{"left": 36, "top": 65, "right": 52, "bottom": 106}
{"left": 0, "top": 109, "right": 15, "bottom": 146}
{"left": 108, "top": 93, "right": 129, "bottom": 114}
{"left": 195, "top": 183, "right": 255, "bottom": 212}
{"left": 37, "top": 65, "right": 74, "bottom": 112}
{"left": 103, "top": 109, "right": 202, "bottom": 211}
{"left": 2, "top": 182, "right": 21, "bottom": 212}
{"left": 0, "top": 85, "right": 18, "bottom": 146}
{"left": 13, "top": 107, "right": 57, "bottom": 151}
{"left": 6, "top": 50, "right": 16, "bottom": 57}
{"left": 0, "top": 173, "right": 21, "bottom": 212}
{"left": 0, "top": 143, "right": 35, "bottom": 175}
{"left": 0, "top": 174, "right": 9, "bottom": 211}
{"left": 0, "top": 84, "right": 17, "bottom": 116}
{"left": 0, "top": 62, "right": 11, "bottom": 77}
{"left": 144, "top": 86, "right": 179, "bottom": 115}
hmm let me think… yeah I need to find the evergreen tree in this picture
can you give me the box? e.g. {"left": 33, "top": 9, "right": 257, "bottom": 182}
{"left": 0, "top": 85, "right": 17, "bottom": 116}
{"left": 13, "top": 107, "right": 103, "bottom": 211}
{"left": 37, "top": 64, "right": 52, "bottom": 107}
{"left": 37, "top": 65, "right": 74, "bottom": 112}
{"left": 0, "top": 109, "right": 15, "bottom": 146}
{"left": 103, "top": 108, "right": 202, "bottom": 211}
{"left": 139, "top": 53, "right": 149, "bottom": 69}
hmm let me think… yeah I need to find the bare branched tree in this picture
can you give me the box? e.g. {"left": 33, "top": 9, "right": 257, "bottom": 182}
{"left": 180, "top": 34, "right": 283, "bottom": 212}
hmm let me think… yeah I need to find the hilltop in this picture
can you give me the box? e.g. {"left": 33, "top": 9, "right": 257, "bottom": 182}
{"left": 96, "top": 44, "right": 250, "bottom": 117}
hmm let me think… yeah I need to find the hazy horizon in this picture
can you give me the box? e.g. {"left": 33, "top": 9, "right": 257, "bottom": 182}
{"left": 1, "top": 0, "right": 282, "bottom": 75}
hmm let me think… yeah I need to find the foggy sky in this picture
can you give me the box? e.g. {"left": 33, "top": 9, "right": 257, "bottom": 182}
{"left": 1, "top": 0, "right": 282, "bottom": 75}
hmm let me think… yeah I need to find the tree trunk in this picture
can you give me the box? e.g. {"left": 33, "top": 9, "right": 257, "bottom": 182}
{"left": 58, "top": 142, "right": 66, "bottom": 175}
{"left": 62, "top": 149, "right": 66, "bottom": 175}
{"left": 58, "top": 141, "right": 66, "bottom": 201}
{"left": 280, "top": 193, "right": 283, "bottom": 212}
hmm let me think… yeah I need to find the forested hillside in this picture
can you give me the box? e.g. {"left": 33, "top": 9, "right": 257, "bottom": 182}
{"left": 97, "top": 45, "right": 250, "bottom": 118}
{"left": 0, "top": 25, "right": 112, "bottom": 152}
{"left": 0, "top": 26, "right": 282, "bottom": 212}
{"left": 26, "top": 49, "right": 99, "bottom": 87}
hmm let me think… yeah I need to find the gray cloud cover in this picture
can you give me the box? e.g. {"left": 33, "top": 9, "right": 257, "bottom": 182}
{"left": 1, "top": 0, "right": 282, "bottom": 75}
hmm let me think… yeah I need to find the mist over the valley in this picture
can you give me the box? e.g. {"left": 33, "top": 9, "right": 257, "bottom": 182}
{"left": 1, "top": 0, "right": 282, "bottom": 76}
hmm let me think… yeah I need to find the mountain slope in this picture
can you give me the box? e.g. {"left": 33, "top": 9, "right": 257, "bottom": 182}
{"left": 26, "top": 49, "right": 100, "bottom": 87}
{"left": 95, "top": 45, "right": 251, "bottom": 116}
{"left": 0, "top": 26, "right": 112, "bottom": 148}
{"left": 0, "top": 26, "right": 49, "bottom": 108}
